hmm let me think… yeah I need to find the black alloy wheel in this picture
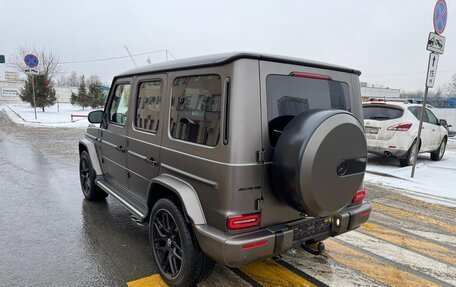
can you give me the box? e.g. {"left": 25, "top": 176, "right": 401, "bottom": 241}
{"left": 79, "top": 151, "right": 108, "bottom": 201}
{"left": 80, "top": 155, "right": 92, "bottom": 196}
{"left": 152, "top": 209, "right": 183, "bottom": 279}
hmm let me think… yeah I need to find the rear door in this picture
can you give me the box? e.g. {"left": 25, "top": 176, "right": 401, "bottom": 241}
{"left": 408, "top": 106, "right": 433, "bottom": 151}
{"left": 99, "top": 80, "right": 132, "bottom": 190}
{"left": 127, "top": 75, "right": 166, "bottom": 206}
{"left": 259, "top": 61, "right": 355, "bottom": 226}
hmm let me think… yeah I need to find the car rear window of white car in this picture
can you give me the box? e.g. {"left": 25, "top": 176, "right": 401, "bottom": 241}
{"left": 363, "top": 106, "right": 403, "bottom": 121}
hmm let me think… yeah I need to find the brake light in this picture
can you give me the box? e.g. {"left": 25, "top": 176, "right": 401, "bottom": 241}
{"left": 353, "top": 189, "right": 366, "bottom": 203}
{"left": 227, "top": 213, "right": 261, "bottom": 230}
{"left": 290, "top": 72, "right": 330, "bottom": 80}
{"left": 387, "top": 122, "right": 412, "bottom": 131}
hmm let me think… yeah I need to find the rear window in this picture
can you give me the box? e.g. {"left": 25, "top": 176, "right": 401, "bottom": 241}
{"left": 363, "top": 106, "right": 403, "bottom": 121}
{"left": 266, "top": 74, "right": 350, "bottom": 146}
{"left": 266, "top": 75, "right": 350, "bottom": 122}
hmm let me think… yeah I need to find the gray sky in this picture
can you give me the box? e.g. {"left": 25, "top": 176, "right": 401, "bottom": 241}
{"left": 1, "top": 0, "right": 455, "bottom": 91}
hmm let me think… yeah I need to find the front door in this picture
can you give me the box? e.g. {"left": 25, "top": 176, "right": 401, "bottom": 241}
{"left": 127, "top": 75, "right": 166, "bottom": 205}
{"left": 99, "top": 80, "right": 132, "bottom": 190}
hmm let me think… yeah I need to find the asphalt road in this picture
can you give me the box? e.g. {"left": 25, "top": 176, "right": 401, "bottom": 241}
{"left": 1, "top": 109, "right": 455, "bottom": 287}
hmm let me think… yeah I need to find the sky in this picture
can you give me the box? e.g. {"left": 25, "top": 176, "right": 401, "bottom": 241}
{"left": 1, "top": 0, "right": 455, "bottom": 92}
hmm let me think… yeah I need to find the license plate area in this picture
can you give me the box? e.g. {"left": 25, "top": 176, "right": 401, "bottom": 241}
{"left": 292, "top": 217, "right": 332, "bottom": 242}
{"left": 365, "top": 126, "right": 379, "bottom": 134}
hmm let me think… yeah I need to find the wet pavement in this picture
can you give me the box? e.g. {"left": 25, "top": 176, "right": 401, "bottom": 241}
{"left": 1, "top": 109, "right": 456, "bottom": 287}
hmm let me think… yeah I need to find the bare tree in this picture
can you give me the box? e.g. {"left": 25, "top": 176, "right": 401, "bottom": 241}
{"left": 9, "top": 45, "right": 60, "bottom": 80}
{"left": 448, "top": 74, "right": 456, "bottom": 97}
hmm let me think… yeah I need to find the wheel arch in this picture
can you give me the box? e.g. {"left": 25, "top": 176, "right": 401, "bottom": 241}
{"left": 146, "top": 173, "right": 206, "bottom": 226}
{"left": 79, "top": 139, "right": 102, "bottom": 176}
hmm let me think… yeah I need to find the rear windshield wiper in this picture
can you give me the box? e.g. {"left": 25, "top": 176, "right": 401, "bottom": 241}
{"left": 369, "top": 116, "right": 390, "bottom": 120}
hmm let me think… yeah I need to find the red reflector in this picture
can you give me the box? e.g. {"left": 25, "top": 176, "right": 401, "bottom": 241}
{"left": 227, "top": 213, "right": 261, "bottom": 230}
{"left": 242, "top": 240, "right": 268, "bottom": 250}
{"left": 290, "top": 72, "right": 330, "bottom": 80}
{"left": 387, "top": 122, "right": 412, "bottom": 131}
{"left": 353, "top": 189, "right": 366, "bottom": 203}
{"left": 359, "top": 210, "right": 371, "bottom": 217}
{"left": 389, "top": 145, "right": 396, "bottom": 148}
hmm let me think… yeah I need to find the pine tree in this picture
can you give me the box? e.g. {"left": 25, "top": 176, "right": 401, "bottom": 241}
{"left": 20, "top": 74, "right": 57, "bottom": 112}
{"left": 70, "top": 91, "right": 78, "bottom": 105}
{"left": 88, "top": 82, "right": 105, "bottom": 109}
{"left": 78, "top": 75, "right": 89, "bottom": 109}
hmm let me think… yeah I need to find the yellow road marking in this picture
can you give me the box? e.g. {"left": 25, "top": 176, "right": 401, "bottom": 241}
{"left": 370, "top": 202, "right": 456, "bottom": 235}
{"left": 324, "top": 240, "right": 439, "bottom": 287}
{"left": 239, "top": 259, "right": 317, "bottom": 287}
{"left": 127, "top": 274, "right": 168, "bottom": 287}
{"left": 385, "top": 193, "right": 456, "bottom": 216}
{"left": 361, "top": 222, "right": 456, "bottom": 266}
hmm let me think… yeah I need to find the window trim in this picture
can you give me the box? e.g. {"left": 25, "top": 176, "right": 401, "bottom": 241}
{"left": 168, "top": 73, "right": 223, "bottom": 148}
{"left": 133, "top": 78, "right": 164, "bottom": 134}
{"left": 106, "top": 81, "right": 131, "bottom": 127}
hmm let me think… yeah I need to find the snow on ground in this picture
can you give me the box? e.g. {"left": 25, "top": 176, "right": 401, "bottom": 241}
{"left": 1, "top": 103, "right": 96, "bottom": 128}
{"left": 365, "top": 140, "right": 456, "bottom": 204}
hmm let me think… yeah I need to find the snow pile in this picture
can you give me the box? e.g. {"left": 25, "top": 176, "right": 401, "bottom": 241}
{"left": 2, "top": 103, "right": 97, "bottom": 127}
{"left": 365, "top": 141, "right": 456, "bottom": 204}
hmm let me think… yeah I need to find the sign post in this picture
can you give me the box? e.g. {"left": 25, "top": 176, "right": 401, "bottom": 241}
{"left": 24, "top": 54, "right": 39, "bottom": 120}
{"left": 411, "top": 0, "right": 447, "bottom": 178}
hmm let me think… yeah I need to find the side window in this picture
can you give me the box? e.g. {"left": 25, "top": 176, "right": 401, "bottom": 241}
{"left": 408, "top": 106, "right": 429, "bottom": 123}
{"left": 169, "top": 75, "right": 222, "bottom": 146}
{"left": 426, "top": 109, "right": 438, "bottom": 125}
{"left": 109, "top": 83, "right": 131, "bottom": 125}
{"left": 135, "top": 80, "right": 162, "bottom": 132}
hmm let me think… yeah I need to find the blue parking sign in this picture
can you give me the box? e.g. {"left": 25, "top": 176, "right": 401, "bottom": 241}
{"left": 434, "top": 0, "right": 448, "bottom": 35}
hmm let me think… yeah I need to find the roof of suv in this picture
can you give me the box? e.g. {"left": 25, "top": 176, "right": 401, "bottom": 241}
{"left": 116, "top": 52, "right": 362, "bottom": 78}
{"left": 363, "top": 101, "right": 424, "bottom": 109}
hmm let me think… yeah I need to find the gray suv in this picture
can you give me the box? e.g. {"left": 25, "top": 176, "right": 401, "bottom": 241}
{"left": 79, "top": 52, "right": 371, "bottom": 286}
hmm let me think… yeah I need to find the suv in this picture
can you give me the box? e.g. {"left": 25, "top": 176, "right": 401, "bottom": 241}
{"left": 79, "top": 52, "right": 371, "bottom": 286}
{"left": 363, "top": 101, "right": 449, "bottom": 166}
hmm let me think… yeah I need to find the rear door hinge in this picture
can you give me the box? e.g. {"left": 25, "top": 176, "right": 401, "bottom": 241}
{"left": 256, "top": 198, "right": 264, "bottom": 211}
{"left": 256, "top": 149, "right": 265, "bottom": 163}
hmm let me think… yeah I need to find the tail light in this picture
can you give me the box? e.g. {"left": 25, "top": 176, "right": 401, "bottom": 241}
{"left": 387, "top": 122, "right": 412, "bottom": 131}
{"left": 290, "top": 72, "right": 330, "bottom": 80}
{"left": 227, "top": 213, "right": 261, "bottom": 230}
{"left": 353, "top": 188, "right": 366, "bottom": 203}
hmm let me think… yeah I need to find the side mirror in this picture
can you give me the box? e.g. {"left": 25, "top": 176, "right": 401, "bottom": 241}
{"left": 88, "top": 110, "right": 104, "bottom": 124}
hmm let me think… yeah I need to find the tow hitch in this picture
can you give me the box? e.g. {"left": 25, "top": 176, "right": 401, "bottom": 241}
{"left": 302, "top": 241, "right": 325, "bottom": 255}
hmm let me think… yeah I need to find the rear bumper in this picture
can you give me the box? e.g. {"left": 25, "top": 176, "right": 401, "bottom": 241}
{"left": 366, "top": 137, "right": 411, "bottom": 158}
{"left": 194, "top": 201, "right": 371, "bottom": 267}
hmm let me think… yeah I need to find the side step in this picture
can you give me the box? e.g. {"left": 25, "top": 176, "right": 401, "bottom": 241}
{"left": 130, "top": 215, "right": 147, "bottom": 227}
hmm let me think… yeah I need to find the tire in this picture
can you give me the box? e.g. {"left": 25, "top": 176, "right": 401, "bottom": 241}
{"left": 272, "top": 110, "right": 367, "bottom": 217}
{"left": 79, "top": 151, "right": 108, "bottom": 200}
{"left": 150, "top": 198, "right": 214, "bottom": 287}
{"left": 399, "top": 140, "right": 418, "bottom": 167}
{"left": 430, "top": 138, "right": 447, "bottom": 161}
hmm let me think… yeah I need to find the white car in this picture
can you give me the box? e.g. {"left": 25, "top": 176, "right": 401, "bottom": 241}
{"left": 363, "top": 101, "right": 448, "bottom": 167}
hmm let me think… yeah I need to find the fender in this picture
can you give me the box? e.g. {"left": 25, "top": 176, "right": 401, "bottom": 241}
{"left": 148, "top": 173, "right": 206, "bottom": 225}
{"left": 79, "top": 139, "right": 102, "bottom": 176}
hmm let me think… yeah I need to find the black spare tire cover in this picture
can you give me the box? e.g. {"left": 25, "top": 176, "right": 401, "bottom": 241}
{"left": 272, "top": 109, "right": 367, "bottom": 217}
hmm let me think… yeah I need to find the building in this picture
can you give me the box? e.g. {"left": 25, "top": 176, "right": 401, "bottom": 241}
{"left": 360, "top": 82, "right": 401, "bottom": 102}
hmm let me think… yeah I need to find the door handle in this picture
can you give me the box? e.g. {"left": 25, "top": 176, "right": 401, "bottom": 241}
{"left": 116, "top": 145, "right": 126, "bottom": 153}
{"left": 145, "top": 157, "right": 159, "bottom": 166}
